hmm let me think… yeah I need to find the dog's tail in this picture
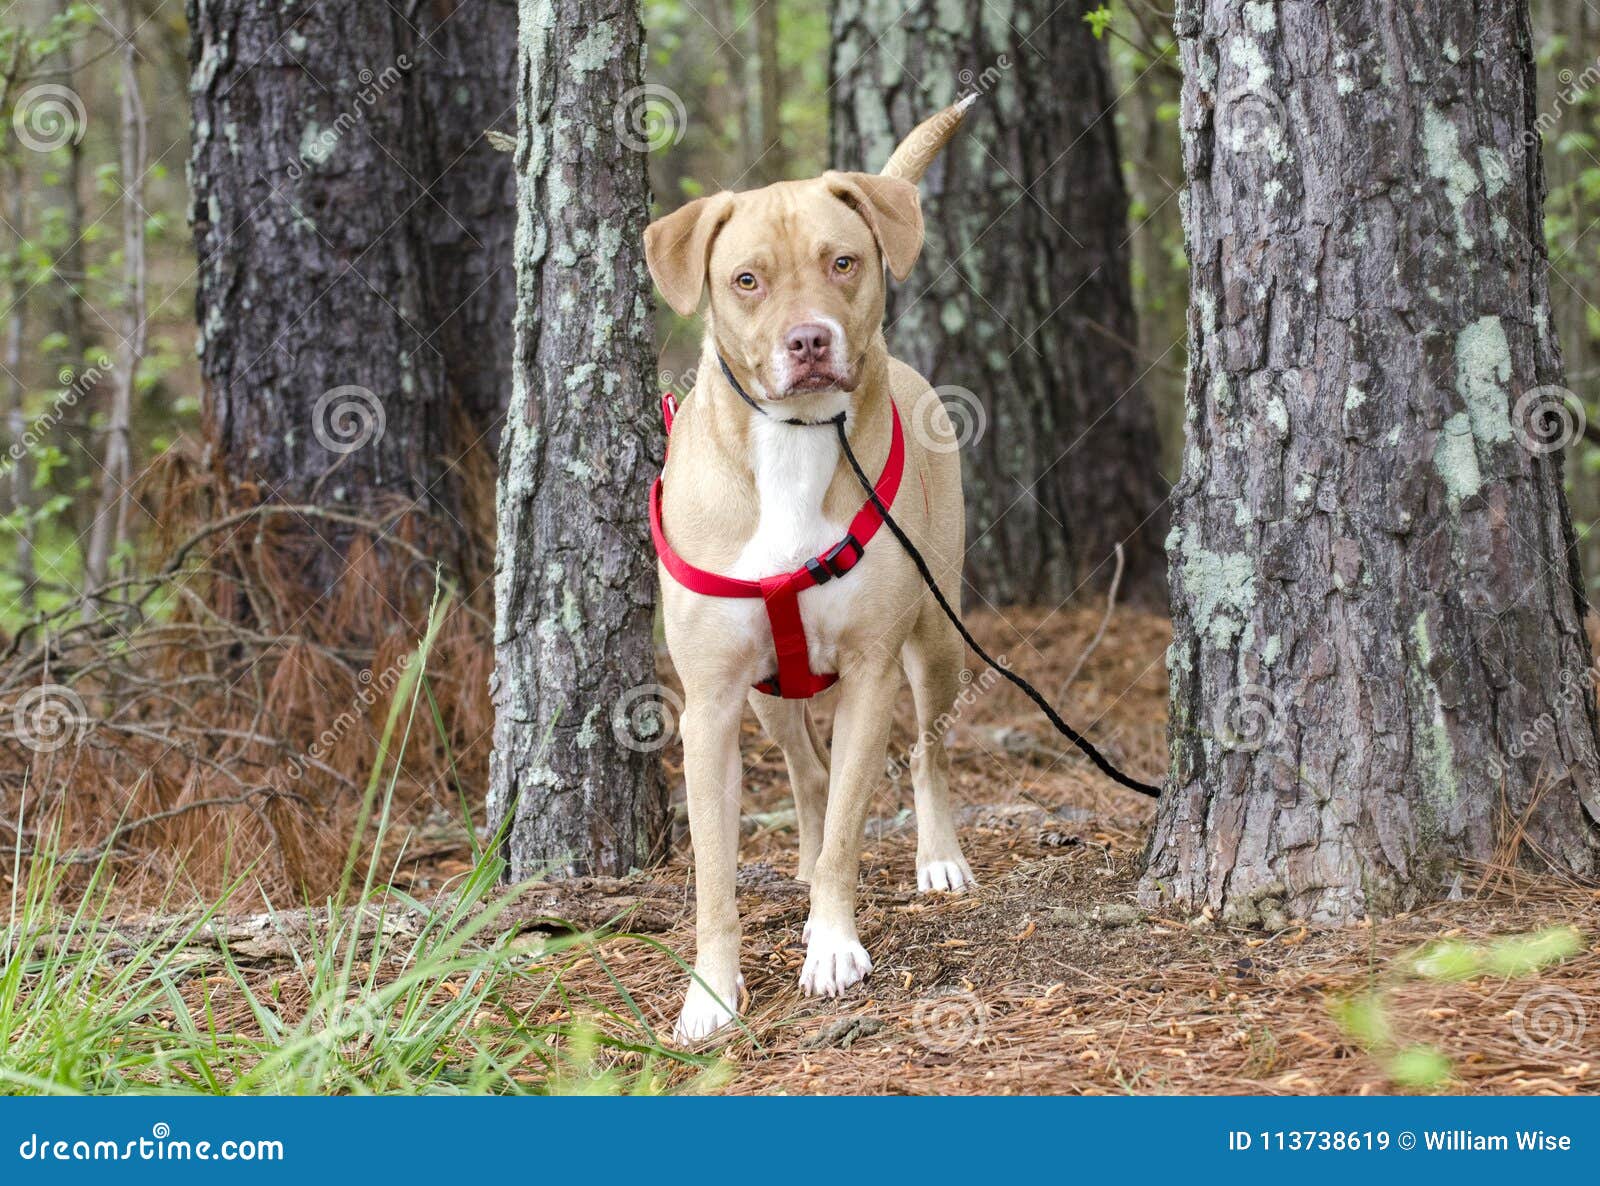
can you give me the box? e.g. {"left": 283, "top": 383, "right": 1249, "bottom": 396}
{"left": 878, "top": 94, "right": 978, "bottom": 184}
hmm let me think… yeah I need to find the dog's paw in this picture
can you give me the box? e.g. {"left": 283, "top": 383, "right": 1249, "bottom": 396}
{"left": 673, "top": 975, "right": 743, "bottom": 1045}
{"left": 799, "top": 924, "right": 872, "bottom": 997}
{"left": 917, "top": 857, "right": 976, "bottom": 894}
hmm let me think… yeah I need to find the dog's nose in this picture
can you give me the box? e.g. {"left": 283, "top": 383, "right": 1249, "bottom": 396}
{"left": 785, "top": 323, "right": 833, "bottom": 365}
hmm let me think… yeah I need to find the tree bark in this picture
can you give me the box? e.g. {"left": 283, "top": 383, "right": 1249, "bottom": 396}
{"left": 414, "top": 1, "right": 519, "bottom": 446}
{"left": 1142, "top": 0, "right": 1600, "bottom": 925}
{"left": 487, "top": 0, "right": 665, "bottom": 879}
{"left": 188, "top": 0, "right": 514, "bottom": 590}
{"left": 829, "top": 0, "right": 1169, "bottom": 605}
{"left": 754, "top": 0, "right": 786, "bottom": 182}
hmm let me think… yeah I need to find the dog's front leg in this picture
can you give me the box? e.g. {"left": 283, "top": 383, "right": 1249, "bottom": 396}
{"left": 799, "top": 655, "right": 900, "bottom": 997}
{"left": 674, "top": 691, "right": 745, "bottom": 1042}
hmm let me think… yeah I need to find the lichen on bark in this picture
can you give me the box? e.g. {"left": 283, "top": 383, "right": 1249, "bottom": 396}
{"left": 487, "top": 0, "right": 665, "bottom": 879}
{"left": 1142, "top": 0, "right": 1600, "bottom": 923}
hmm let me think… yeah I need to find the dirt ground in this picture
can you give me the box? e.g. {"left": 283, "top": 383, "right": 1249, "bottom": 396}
{"left": 399, "top": 605, "right": 1599, "bottom": 1096}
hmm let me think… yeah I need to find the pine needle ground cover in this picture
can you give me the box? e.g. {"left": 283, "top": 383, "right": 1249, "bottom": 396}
{"left": 3, "top": 607, "right": 1594, "bottom": 1095}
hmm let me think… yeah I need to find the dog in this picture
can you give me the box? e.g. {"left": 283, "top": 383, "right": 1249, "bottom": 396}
{"left": 644, "top": 102, "right": 977, "bottom": 1042}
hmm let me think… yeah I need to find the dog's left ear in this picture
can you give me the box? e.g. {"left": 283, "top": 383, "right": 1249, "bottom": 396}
{"left": 822, "top": 171, "right": 924, "bottom": 282}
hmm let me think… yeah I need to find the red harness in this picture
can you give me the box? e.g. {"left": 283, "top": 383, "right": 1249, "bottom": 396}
{"left": 649, "top": 393, "right": 906, "bottom": 699}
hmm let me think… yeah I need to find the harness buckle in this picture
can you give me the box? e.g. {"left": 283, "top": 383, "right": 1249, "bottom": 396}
{"left": 821, "top": 533, "right": 863, "bottom": 579}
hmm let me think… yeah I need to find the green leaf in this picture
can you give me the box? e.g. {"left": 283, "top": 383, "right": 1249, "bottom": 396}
{"left": 1083, "top": 4, "right": 1113, "bottom": 39}
{"left": 1484, "top": 927, "right": 1583, "bottom": 978}
{"left": 1388, "top": 1045, "right": 1453, "bottom": 1091}
{"left": 1410, "top": 940, "right": 1482, "bottom": 981}
{"left": 1330, "top": 991, "right": 1392, "bottom": 1050}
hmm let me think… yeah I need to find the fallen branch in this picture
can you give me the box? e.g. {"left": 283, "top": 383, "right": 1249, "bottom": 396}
{"left": 14, "top": 876, "right": 700, "bottom": 966}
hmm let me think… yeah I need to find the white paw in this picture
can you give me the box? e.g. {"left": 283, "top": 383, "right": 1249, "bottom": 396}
{"left": 799, "top": 924, "right": 872, "bottom": 997}
{"left": 673, "top": 975, "right": 742, "bottom": 1044}
{"left": 918, "top": 857, "right": 976, "bottom": 893}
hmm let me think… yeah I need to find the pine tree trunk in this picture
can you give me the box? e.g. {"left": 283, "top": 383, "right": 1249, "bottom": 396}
{"left": 755, "top": 0, "right": 786, "bottom": 182}
{"left": 829, "top": 0, "right": 1169, "bottom": 605}
{"left": 486, "top": 0, "right": 665, "bottom": 879}
{"left": 188, "top": 0, "right": 514, "bottom": 587}
{"left": 415, "top": 1, "right": 518, "bottom": 444}
{"left": 1141, "top": 0, "right": 1600, "bottom": 925}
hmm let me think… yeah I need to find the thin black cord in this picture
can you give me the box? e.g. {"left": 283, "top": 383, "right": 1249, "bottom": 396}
{"left": 828, "top": 413, "right": 1162, "bottom": 799}
{"left": 708, "top": 355, "right": 1160, "bottom": 798}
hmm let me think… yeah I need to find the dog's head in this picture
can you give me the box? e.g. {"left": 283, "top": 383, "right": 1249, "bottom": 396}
{"left": 644, "top": 173, "right": 921, "bottom": 401}
{"left": 644, "top": 99, "right": 973, "bottom": 406}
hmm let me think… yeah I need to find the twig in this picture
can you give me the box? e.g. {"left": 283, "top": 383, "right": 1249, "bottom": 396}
{"left": 18, "top": 785, "right": 308, "bottom": 865}
{"left": 1057, "top": 543, "right": 1125, "bottom": 703}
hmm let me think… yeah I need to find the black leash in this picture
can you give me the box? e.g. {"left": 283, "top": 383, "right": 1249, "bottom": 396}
{"left": 714, "top": 355, "right": 1162, "bottom": 799}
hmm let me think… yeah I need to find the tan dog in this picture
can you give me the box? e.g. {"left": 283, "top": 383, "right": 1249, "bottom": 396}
{"left": 645, "top": 104, "right": 975, "bottom": 1042}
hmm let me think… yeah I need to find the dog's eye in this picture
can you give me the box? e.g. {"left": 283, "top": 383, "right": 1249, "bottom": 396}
{"left": 734, "top": 272, "right": 759, "bottom": 291}
{"left": 833, "top": 256, "right": 856, "bottom": 275}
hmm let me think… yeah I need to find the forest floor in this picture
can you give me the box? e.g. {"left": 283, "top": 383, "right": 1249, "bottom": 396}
{"left": 400, "top": 605, "right": 1600, "bottom": 1095}
{"left": 12, "top": 605, "right": 1596, "bottom": 1095}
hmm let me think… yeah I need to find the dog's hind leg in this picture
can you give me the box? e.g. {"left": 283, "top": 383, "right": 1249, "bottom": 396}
{"left": 749, "top": 692, "right": 831, "bottom": 882}
{"left": 902, "top": 604, "right": 976, "bottom": 893}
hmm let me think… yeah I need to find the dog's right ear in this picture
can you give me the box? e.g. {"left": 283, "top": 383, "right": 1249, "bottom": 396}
{"left": 644, "top": 192, "right": 736, "bottom": 317}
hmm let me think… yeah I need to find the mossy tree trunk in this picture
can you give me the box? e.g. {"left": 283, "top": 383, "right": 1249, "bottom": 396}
{"left": 486, "top": 0, "right": 666, "bottom": 879}
{"left": 829, "top": 0, "right": 1169, "bottom": 605}
{"left": 188, "top": 0, "right": 514, "bottom": 591}
{"left": 1141, "top": 0, "right": 1600, "bottom": 925}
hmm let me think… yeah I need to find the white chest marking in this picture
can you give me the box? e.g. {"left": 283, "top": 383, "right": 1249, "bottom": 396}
{"left": 732, "top": 419, "right": 844, "bottom": 577}
{"left": 722, "top": 416, "right": 861, "bottom": 679}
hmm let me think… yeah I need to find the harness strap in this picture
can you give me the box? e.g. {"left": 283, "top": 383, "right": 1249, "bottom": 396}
{"left": 649, "top": 376, "right": 905, "bottom": 699}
